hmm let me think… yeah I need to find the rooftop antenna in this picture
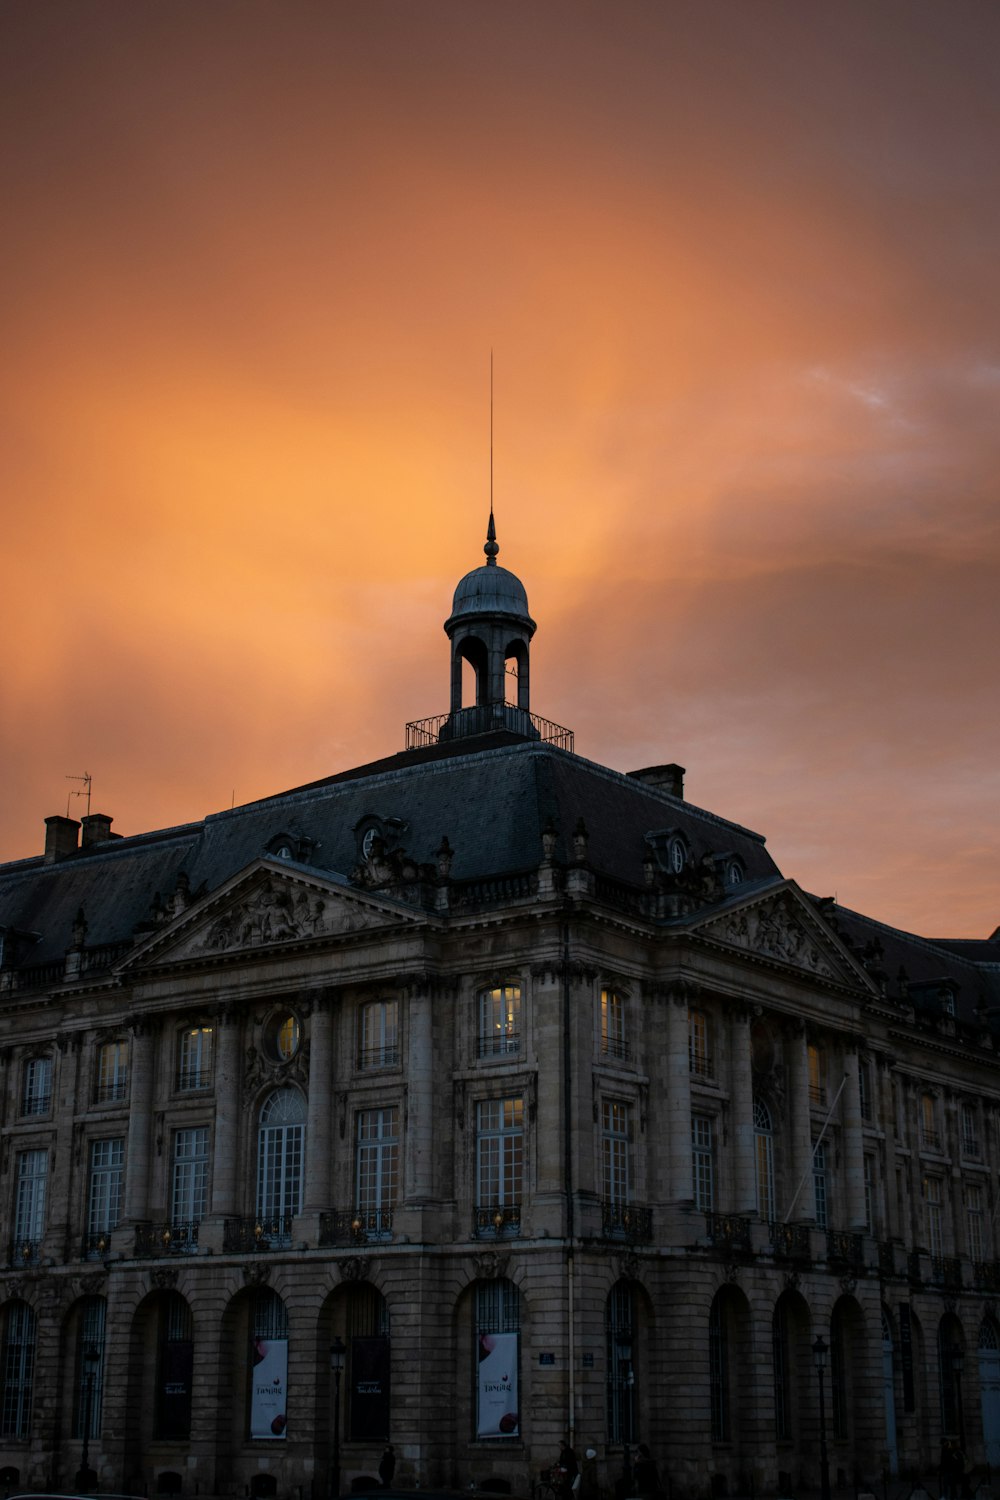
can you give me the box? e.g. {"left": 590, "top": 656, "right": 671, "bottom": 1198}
{"left": 65, "top": 771, "right": 92, "bottom": 819}
{"left": 484, "top": 350, "right": 499, "bottom": 567}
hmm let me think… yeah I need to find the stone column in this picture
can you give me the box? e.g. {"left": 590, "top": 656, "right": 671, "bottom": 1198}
{"left": 729, "top": 1008, "right": 756, "bottom": 1214}
{"left": 666, "top": 989, "right": 693, "bottom": 1206}
{"left": 405, "top": 984, "right": 434, "bottom": 1204}
{"left": 124, "top": 1019, "right": 156, "bottom": 1222}
{"left": 303, "top": 994, "right": 334, "bottom": 1213}
{"left": 785, "top": 1024, "right": 815, "bottom": 1222}
{"left": 842, "top": 1047, "right": 867, "bottom": 1229}
{"left": 878, "top": 1058, "right": 899, "bottom": 1240}
{"left": 210, "top": 1008, "right": 242, "bottom": 1217}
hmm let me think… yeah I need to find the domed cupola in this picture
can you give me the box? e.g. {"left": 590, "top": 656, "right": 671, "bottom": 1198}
{"left": 446, "top": 514, "right": 536, "bottom": 636}
{"left": 441, "top": 512, "right": 537, "bottom": 740}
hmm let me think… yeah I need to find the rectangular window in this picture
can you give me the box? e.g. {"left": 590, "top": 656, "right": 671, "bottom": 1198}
{"left": 864, "top": 1154, "right": 876, "bottom": 1234}
{"left": 177, "top": 1027, "right": 213, "bottom": 1091}
{"left": 601, "top": 989, "right": 626, "bottom": 1059}
{"left": 961, "top": 1104, "right": 981, "bottom": 1159}
{"left": 0, "top": 1302, "right": 36, "bottom": 1439}
{"left": 20, "top": 1058, "right": 52, "bottom": 1117}
{"left": 479, "top": 985, "right": 522, "bottom": 1058}
{"left": 858, "top": 1061, "right": 872, "bottom": 1123}
{"left": 358, "top": 1000, "right": 399, "bottom": 1069}
{"left": 692, "top": 1114, "right": 714, "bottom": 1212}
{"left": 924, "top": 1176, "right": 943, "bottom": 1257}
{"left": 88, "top": 1138, "right": 124, "bottom": 1243}
{"left": 602, "top": 1100, "right": 630, "bottom": 1207}
{"left": 920, "top": 1094, "right": 941, "bottom": 1151}
{"left": 171, "top": 1128, "right": 209, "bottom": 1225}
{"left": 95, "top": 1041, "right": 128, "bottom": 1104}
{"left": 476, "top": 1098, "right": 523, "bottom": 1209}
{"left": 813, "top": 1141, "right": 828, "bottom": 1229}
{"left": 967, "top": 1184, "right": 986, "bottom": 1263}
{"left": 13, "top": 1150, "right": 47, "bottom": 1256}
{"left": 356, "top": 1108, "right": 399, "bottom": 1232}
{"left": 808, "top": 1044, "right": 827, "bottom": 1106}
{"left": 689, "top": 1010, "right": 711, "bottom": 1078}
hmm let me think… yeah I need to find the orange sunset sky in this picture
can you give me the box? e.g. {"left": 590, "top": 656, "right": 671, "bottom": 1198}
{"left": 1, "top": 2, "right": 998, "bottom": 939}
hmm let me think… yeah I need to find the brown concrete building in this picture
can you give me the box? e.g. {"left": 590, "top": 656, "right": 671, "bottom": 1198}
{"left": 1, "top": 521, "right": 999, "bottom": 1500}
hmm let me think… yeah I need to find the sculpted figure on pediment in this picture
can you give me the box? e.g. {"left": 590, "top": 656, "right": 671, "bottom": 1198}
{"left": 719, "top": 899, "right": 833, "bottom": 978}
{"left": 200, "top": 880, "right": 333, "bottom": 953}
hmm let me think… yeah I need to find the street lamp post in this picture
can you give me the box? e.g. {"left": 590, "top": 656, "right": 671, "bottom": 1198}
{"left": 330, "top": 1337, "right": 346, "bottom": 1500}
{"left": 76, "top": 1341, "right": 101, "bottom": 1494}
{"left": 812, "top": 1335, "right": 832, "bottom": 1500}
{"left": 616, "top": 1330, "right": 634, "bottom": 1495}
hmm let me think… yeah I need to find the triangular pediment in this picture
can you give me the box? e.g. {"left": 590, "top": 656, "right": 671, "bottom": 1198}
{"left": 119, "top": 858, "right": 426, "bottom": 971}
{"left": 689, "top": 882, "right": 877, "bottom": 992}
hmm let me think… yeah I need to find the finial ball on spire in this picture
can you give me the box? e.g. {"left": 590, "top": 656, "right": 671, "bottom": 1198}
{"left": 484, "top": 510, "right": 499, "bottom": 566}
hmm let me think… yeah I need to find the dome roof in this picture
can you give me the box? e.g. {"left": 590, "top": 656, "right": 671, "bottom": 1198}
{"left": 448, "top": 563, "right": 533, "bottom": 626}
{"left": 444, "top": 513, "right": 536, "bottom": 635}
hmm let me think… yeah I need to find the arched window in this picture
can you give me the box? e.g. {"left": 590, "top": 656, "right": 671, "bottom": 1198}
{"left": 772, "top": 1300, "right": 789, "bottom": 1440}
{"left": 606, "top": 1281, "right": 635, "bottom": 1446}
{"left": 754, "top": 1099, "right": 775, "bottom": 1222}
{"left": 72, "top": 1296, "right": 106, "bottom": 1441}
{"left": 257, "top": 1089, "right": 306, "bottom": 1244}
{"left": 475, "top": 1279, "right": 520, "bottom": 1439}
{"left": 709, "top": 1293, "right": 728, "bottom": 1442}
{"left": 249, "top": 1290, "right": 289, "bottom": 1440}
{"left": 978, "top": 1318, "right": 1000, "bottom": 1468}
{"left": 0, "top": 1301, "right": 37, "bottom": 1439}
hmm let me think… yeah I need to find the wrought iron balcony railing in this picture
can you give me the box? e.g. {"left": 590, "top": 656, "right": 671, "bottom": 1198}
{"left": 81, "top": 1231, "right": 113, "bottom": 1260}
{"left": 931, "top": 1256, "right": 963, "bottom": 1290}
{"left": 319, "top": 1209, "right": 394, "bottom": 1246}
{"left": 223, "top": 1215, "right": 294, "bottom": 1253}
{"left": 974, "top": 1260, "right": 1000, "bottom": 1293}
{"left": 357, "top": 1045, "right": 400, "bottom": 1071}
{"left": 474, "top": 1203, "right": 521, "bottom": 1238}
{"left": 9, "top": 1239, "right": 41, "bottom": 1268}
{"left": 134, "top": 1221, "right": 200, "bottom": 1257}
{"left": 827, "top": 1230, "right": 864, "bottom": 1266}
{"left": 406, "top": 705, "right": 574, "bottom": 753}
{"left": 770, "top": 1222, "right": 811, "bottom": 1261}
{"left": 705, "top": 1212, "right": 751, "bottom": 1251}
{"left": 602, "top": 1201, "right": 653, "bottom": 1243}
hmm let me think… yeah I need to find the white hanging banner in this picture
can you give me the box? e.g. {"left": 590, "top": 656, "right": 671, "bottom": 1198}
{"left": 250, "top": 1337, "right": 288, "bottom": 1439}
{"left": 477, "top": 1331, "right": 519, "bottom": 1438}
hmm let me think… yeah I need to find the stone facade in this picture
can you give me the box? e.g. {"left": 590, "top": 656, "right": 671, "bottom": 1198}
{"left": 1, "top": 529, "right": 998, "bottom": 1500}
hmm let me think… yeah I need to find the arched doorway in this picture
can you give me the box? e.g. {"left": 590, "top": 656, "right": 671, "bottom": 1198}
{"left": 978, "top": 1317, "right": 1000, "bottom": 1467}
{"left": 708, "top": 1283, "right": 753, "bottom": 1487}
{"left": 122, "top": 1289, "right": 193, "bottom": 1490}
{"left": 938, "top": 1313, "right": 966, "bottom": 1446}
{"left": 882, "top": 1307, "right": 899, "bottom": 1477}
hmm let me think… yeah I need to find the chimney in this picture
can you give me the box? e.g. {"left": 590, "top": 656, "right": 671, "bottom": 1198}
{"left": 81, "top": 813, "right": 114, "bottom": 848}
{"left": 44, "top": 815, "right": 80, "bottom": 864}
{"left": 627, "top": 763, "right": 686, "bottom": 799}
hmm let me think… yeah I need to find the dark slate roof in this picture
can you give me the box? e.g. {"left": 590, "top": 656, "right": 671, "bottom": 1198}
{"left": 818, "top": 902, "right": 1000, "bottom": 1024}
{"left": 0, "top": 738, "right": 780, "bottom": 967}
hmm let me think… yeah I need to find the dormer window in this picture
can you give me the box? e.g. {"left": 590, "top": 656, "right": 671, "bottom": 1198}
{"left": 667, "top": 836, "right": 687, "bottom": 874}
{"left": 725, "top": 859, "right": 744, "bottom": 887}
